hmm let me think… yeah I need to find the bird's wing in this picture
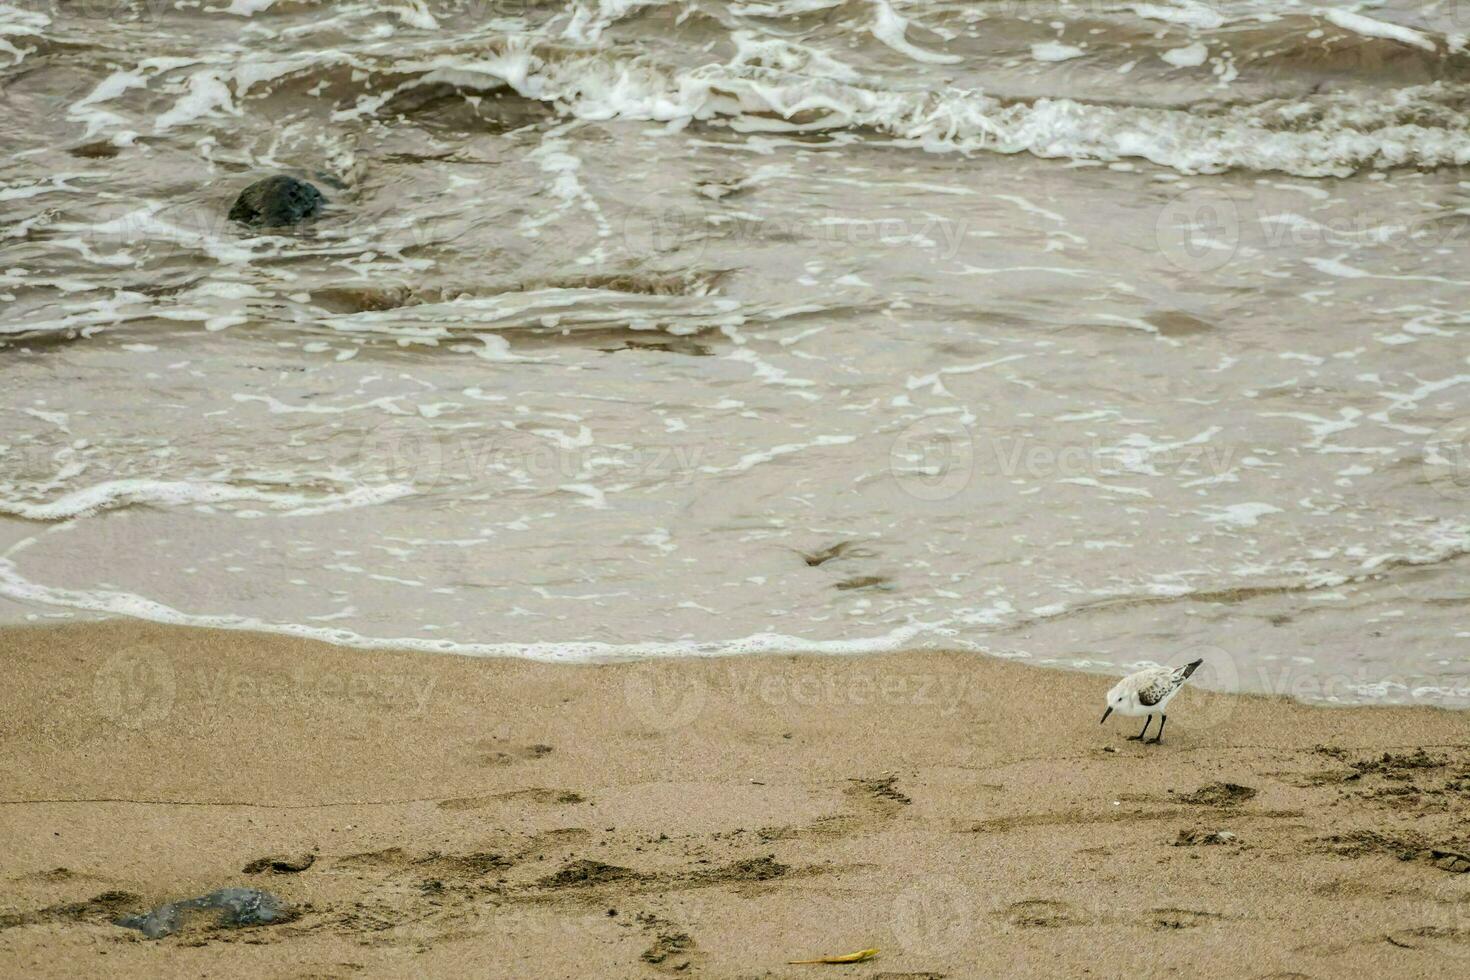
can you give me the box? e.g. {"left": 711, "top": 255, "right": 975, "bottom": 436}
{"left": 1136, "top": 668, "right": 1181, "bottom": 706}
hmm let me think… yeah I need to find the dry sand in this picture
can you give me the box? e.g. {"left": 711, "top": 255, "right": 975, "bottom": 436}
{"left": 1, "top": 621, "right": 1467, "bottom": 978}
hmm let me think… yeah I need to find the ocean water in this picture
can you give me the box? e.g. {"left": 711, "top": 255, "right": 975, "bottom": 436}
{"left": 1, "top": 0, "right": 1468, "bottom": 704}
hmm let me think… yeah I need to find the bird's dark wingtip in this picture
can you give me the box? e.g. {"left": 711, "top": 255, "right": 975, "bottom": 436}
{"left": 1183, "top": 658, "right": 1203, "bottom": 678}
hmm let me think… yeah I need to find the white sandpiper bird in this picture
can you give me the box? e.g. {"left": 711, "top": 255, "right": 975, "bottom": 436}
{"left": 1099, "top": 659, "right": 1203, "bottom": 744}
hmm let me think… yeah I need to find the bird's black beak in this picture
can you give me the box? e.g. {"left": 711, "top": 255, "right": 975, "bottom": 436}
{"left": 1099, "top": 707, "right": 1112, "bottom": 724}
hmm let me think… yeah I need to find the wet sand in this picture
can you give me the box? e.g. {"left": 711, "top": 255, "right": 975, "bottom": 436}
{"left": 1, "top": 621, "right": 1467, "bottom": 977}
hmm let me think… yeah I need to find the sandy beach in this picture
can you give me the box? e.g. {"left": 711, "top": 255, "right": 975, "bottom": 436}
{"left": 1, "top": 621, "right": 1466, "bottom": 977}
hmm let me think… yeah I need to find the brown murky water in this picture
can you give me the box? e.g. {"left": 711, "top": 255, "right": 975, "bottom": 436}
{"left": 2, "top": 0, "right": 1468, "bottom": 704}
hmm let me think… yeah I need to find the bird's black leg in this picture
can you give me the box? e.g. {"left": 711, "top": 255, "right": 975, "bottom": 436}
{"left": 1147, "top": 714, "right": 1168, "bottom": 745}
{"left": 1127, "top": 715, "right": 1152, "bottom": 741}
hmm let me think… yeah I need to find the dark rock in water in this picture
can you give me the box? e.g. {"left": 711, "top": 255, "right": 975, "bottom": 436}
{"left": 228, "top": 175, "right": 325, "bottom": 228}
{"left": 69, "top": 141, "right": 120, "bottom": 159}
{"left": 115, "top": 887, "right": 292, "bottom": 939}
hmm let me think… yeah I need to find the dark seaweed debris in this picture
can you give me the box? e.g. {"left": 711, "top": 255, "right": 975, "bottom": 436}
{"left": 538, "top": 859, "right": 637, "bottom": 888}
{"left": 242, "top": 853, "right": 316, "bottom": 875}
{"left": 1178, "top": 782, "right": 1257, "bottom": 806}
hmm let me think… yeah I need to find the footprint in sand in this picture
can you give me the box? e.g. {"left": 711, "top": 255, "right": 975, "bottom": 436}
{"left": 334, "top": 848, "right": 513, "bottom": 882}
{"left": 1147, "top": 907, "right": 1221, "bottom": 930}
{"left": 637, "top": 912, "right": 700, "bottom": 973}
{"left": 465, "top": 739, "right": 554, "bottom": 767}
{"left": 1178, "top": 782, "right": 1257, "bottom": 807}
{"left": 538, "top": 859, "right": 639, "bottom": 889}
{"left": 1003, "top": 899, "right": 1085, "bottom": 928}
{"left": 847, "top": 775, "right": 912, "bottom": 806}
{"left": 438, "top": 789, "right": 585, "bottom": 810}
{"left": 892, "top": 875, "right": 973, "bottom": 956}
{"left": 241, "top": 853, "right": 316, "bottom": 874}
{"left": 0, "top": 890, "right": 140, "bottom": 931}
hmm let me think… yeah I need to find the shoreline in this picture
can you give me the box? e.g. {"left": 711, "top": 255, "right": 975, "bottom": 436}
{"left": 2, "top": 620, "right": 1468, "bottom": 976}
{"left": 2, "top": 591, "right": 1464, "bottom": 712}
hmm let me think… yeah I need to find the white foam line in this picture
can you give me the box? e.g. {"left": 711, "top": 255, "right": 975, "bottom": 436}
{"left": 70, "top": 29, "right": 1470, "bottom": 177}
{"left": 232, "top": 393, "right": 410, "bottom": 416}
{"left": 559, "top": 483, "right": 609, "bottom": 509}
{"left": 1320, "top": 9, "right": 1437, "bottom": 52}
{"left": 3, "top": 559, "right": 1464, "bottom": 697}
{"left": 700, "top": 435, "right": 856, "bottom": 475}
{"left": 519, "top": 125, "right": 612, "bottom": 264}
{"left": 0, "top": 479, "right": 415, "bottom": 521}
{"left": 1057, "top": 477, "right": 1153, "bottom": 498}
{"left": 0, "top": 558, "right": 937, "bottom": 663}
{"left": 0, "top": 2, "right": 49, "bottom": 69}
{"left": 869, "top": 0, "right": 961, "bottom": 65}
{"left": 907, "top": 354, "right": 1027, "bottom": 393}
{"left": 0, "top": 174, "right": 83, "bottom": 202}
{"left": 1304, "top": 256, "right": 1470, "bottom": 288}
{"left": 319, "top": 289, "right": 750, "bottom": 342}
{"left": 225, "top": 0, "right": 279, "bottom": 15}
{"left": 1200, "top": 502, "right": 1283, "bottom": 527}
{"left": 1032, "top": 41, "right": 1086, "bottom": 63}
{"left": 993, "top": 194, "right": 1067, "bottom": 225}
{"left": 957, "top": 265, "right": 1098, "bottom": 279}
{"left": 1121, "top": 2, "right": 1224, "bottom": 30}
